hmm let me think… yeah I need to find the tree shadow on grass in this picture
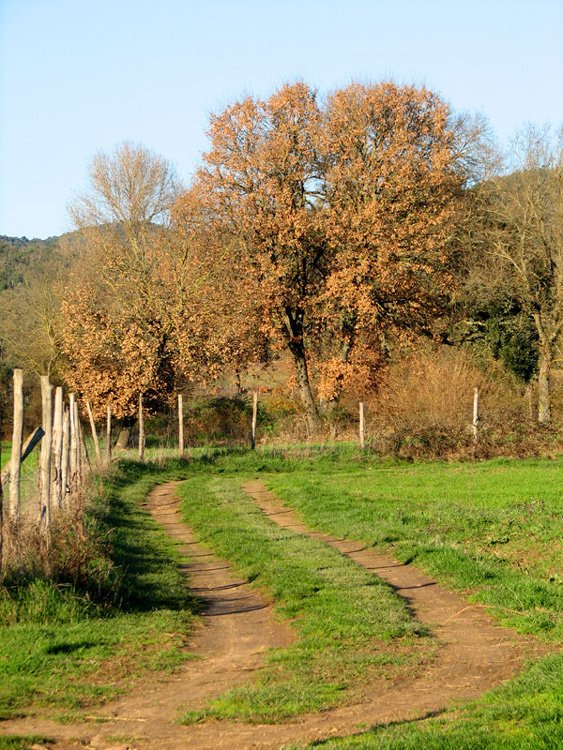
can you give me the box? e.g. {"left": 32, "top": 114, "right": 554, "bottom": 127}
{"left": 92, "top": 460, "right": 200, "bottom": 615}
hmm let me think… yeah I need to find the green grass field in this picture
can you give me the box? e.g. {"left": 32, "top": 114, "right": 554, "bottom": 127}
{"left": 1, "top": 447, "right": 561, "bottom": 748}
{"left": 175, "top": 449, "right": 562, "bottom": 747}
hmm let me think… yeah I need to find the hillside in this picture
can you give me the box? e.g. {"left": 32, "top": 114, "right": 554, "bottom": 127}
{"left": 0, "top": 234, "right": 59, "bottom": 289}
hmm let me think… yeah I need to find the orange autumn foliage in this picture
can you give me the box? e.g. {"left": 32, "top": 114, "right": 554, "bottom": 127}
{"left": 174, "top": 81, "right": 469, "bottom": 427}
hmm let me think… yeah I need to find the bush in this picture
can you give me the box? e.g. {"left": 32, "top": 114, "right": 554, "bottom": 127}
{"left": 365, "top": 347, "right": 562, "bottom": 460}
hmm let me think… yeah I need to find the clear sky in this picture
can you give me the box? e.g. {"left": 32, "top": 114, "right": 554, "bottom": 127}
{"left": 1, "top": 0, "right": 561, "bottom": 239}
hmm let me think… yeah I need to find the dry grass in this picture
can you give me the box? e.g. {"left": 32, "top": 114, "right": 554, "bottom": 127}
{"left": 362, "top": 347, "right": 562, "bottom": 460}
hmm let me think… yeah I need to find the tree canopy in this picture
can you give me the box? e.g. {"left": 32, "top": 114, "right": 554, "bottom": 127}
{"left": 174, "top": 81, "right": 472, "bottom": 431}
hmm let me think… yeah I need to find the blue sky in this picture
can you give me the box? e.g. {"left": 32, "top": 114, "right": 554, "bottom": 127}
{"left": 1, "top": 0, "right": 561, "bottom": 239}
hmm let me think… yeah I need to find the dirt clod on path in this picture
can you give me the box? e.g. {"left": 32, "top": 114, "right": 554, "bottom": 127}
{"left": 1, "top": 479, "right": 543, "bottom": 750}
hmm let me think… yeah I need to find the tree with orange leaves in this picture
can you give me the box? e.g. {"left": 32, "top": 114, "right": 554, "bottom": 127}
{"left": 61, "top": 144, "right": 182, "bottom": 426}
{"left": 175, "top": 82, "right": 471, "bottom": 432}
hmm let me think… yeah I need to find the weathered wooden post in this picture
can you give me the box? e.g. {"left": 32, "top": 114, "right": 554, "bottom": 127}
{"left": 39, "top": 375, "right": 53, "bottom": 528}
{"left": 250, "top": 390, "right": 258, "bottom": 450}
{"left": 178, "top": 393, "right": 184, "bottom": 458}
{"left": 9, "top": 368, "right": 24, "bottom": 519}
{"left": 77, "top": 412, "right": 90, "bottom": 480}
{"left": 51, "top": 386, "right": 64, "bottom": 510}
{"left": 138, "top": 394, "right": 145, "bottom": 462}
{"left": 61, "top": 406, "right": 70, "bottom": 505}
{"left": 106, "top": 405, "right": 112, "bottom": 465}
{"left": 359, "top": 401, "right": 365, "bottom": 450}
{"left": 69, "top": 393, "right": 78, "bottom": 491}
{"left": 86, "top": 400, "right": 101, "bottom": 463}
{"left": 472, "top": 387, "right": 480, "bottom": 445}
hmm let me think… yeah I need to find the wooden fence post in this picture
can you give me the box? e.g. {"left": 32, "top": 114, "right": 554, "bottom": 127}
{"left": 138, "top": 394, "right": 145, "bottom": 462}
{"left": 77, "top": 412, "right": 90, "bottom": 479}
{"left": 51, "top": 386, "right": 64, "bottom": 510}
{"left": 178, "top": 393, "right": 184, "bottom": 458}
{"left": 39, "top": 375, "right": 53, "bottom": 528}
{"left": 69, "top": 393, "right": 78, "bottom": 491}
{"left": 86, "top": 400, "right": 101, "bottom": 463}
{"left": 9, "top": 368, "right": 24, "bottom": 519}
{"left": 61, "top": 406, "right": 70, "bottom": 505}
{"left": 106, "top": 405, "right": 112, "bottom": 465}
{"left": 250, "top": 390, "right": 258, "bottom": 450}
{"left": 472, "top": 387, "right": 480, "bottom": 445}
{"left": 359, "top": 401, "right": 365, "bottom": 450}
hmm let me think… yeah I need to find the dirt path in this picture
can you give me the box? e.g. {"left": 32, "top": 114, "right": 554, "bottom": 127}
{"left": 1, "top": 479, "right": 542, "bottom": 750}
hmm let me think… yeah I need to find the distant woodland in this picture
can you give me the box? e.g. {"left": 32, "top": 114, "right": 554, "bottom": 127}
{"left": 1, "top": 82, "right": 561, "bottom": 456}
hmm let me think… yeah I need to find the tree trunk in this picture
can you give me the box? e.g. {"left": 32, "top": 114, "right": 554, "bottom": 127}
{"left": 537, "top": 343, "right": 552, "bottom": 424}
{"left": 289, "top": 342, "right": 319, "bottom": 435}
{"left": 115, "top": 421, "right": 133, "bottom": 450}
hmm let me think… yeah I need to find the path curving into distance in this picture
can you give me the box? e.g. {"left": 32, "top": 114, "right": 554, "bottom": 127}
{"left": 1, "top": 480, "right": 542, "bottom": 750}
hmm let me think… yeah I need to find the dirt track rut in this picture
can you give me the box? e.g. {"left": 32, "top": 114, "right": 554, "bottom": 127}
{"left": 0, "top": 479, "right": 541, "bottom": 750}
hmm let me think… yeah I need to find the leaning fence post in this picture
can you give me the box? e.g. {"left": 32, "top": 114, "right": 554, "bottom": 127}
{"left": 39, "top": 375, "right": 53, "bottom": 528}
{"left": 359, "top": 401, "right": 365, "bottom": 450}
{"left": 472, "top": 387, "right": 480, "bottom": 445}
{"left": 86, "top": 400, "right": 101, "bottom": 464}
{"left": 9, "top": 368, "right": 24, "bottom": 519}
{"left": 77, "top": 412, "right": 90, "bottom": 479}
{"left": 51, "top": 386, "right": 64, "bottom": 510}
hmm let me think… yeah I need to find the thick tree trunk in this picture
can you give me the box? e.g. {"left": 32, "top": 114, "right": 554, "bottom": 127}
{"left": 115, "top": 422, "right": 133, "bottom": 450}
{"left": 537, "top": 344, "right": 552, "bottom": 425}
{"left": 289, "top": 342, "right": 319, "bottom": 435}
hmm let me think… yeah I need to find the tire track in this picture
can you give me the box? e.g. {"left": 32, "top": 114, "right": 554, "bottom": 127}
{"left": 1, "top": 479, "right": 543, "bottom": 750}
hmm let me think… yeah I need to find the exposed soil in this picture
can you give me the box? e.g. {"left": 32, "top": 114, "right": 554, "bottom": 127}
{"left": 0, "top": 479, "right": 543, "bottom": 750}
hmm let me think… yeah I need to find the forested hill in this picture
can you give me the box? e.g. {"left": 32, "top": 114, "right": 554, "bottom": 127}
{"left": 0, "top": 234, "right": 60, "bottom": 289}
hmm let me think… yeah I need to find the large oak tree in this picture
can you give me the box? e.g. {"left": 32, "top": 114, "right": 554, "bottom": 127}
{"left": 175, "top": 82, "right": 469, "bottom": 432}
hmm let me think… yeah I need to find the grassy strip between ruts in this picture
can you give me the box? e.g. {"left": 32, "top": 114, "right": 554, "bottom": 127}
{"left": 0, "top": 460, "right": 198, "bottom": 722}
{"left": 177, "top": 475, "right": 434, "bottom": 724}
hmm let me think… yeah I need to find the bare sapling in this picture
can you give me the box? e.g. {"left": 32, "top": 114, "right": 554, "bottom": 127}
{"left": 359, "top": 401, "right": 365, "bottom": 450}
{"left": 9, "top": 368, "right": 24, "bottom": 519}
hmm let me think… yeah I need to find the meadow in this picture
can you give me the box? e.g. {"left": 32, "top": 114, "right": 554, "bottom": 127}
{"left": 0, "top": 447, "right": 561, "bottom": 749}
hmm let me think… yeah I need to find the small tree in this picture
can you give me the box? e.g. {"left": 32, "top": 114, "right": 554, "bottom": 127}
{"left": 62, "top": 144, "right": 182, "bottom": 426}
